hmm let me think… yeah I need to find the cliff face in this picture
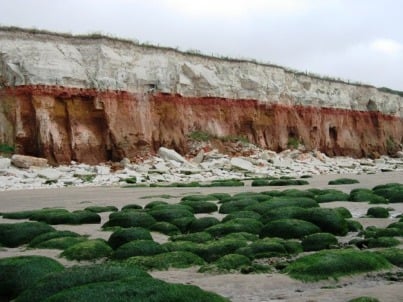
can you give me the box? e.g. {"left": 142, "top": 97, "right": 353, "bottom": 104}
{"left": 0, "top": 28, "right": 402, "bottom": 164}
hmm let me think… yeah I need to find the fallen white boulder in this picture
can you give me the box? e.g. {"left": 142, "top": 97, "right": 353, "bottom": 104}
{"left": 158, "top": 147, "right": 187, "bottom": 163}
{"left": 230, "top": 157, "right": 255, "bottom": 172}
{"left": 11, "top": 154, "right": 48, "bottom": 169}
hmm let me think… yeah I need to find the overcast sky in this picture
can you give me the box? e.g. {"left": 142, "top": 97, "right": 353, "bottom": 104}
{"left": 0, "top": 0, "right": 402, "bottom": 90}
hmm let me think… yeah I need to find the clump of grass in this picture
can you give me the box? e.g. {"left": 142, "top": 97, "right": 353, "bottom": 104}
{"left": 221, "top": 232, "right": 259, "bottom": 242}
{"left": 222, "top": 211, "right": 261, "bottom": 222}
{"left": 208, "top": 179, "right": 244, "bottom": 187}
{"left": 387, "top": 221, "right": 403, "bottom": 230}
{"left": 246, "top": 197, "right": 318, "bottom": 216}
{"left": 188, "top": 217, "right": 220, "bottom": 233}
{"left": 372, "top": 183, "right": 403, "bottom": 199}
{"left": 148, "top": 206, "right": 194, "bottom": 223}
{"left": 349, "top": 189, "right": 387, "bottom": 204}
{"left": 150, "top": 181, "right": 202, "bottom": 188}
{"left": 287, "top": 137, "right": 300, "bottom": 149}
{"left": 219, "top": 199, "right": 259, "bottom": 214}
{"left": 123, "top": 177, "right": 137, "bottom": 184}
{"left": 112, "top": 240, "right": 166, "bottom": 260}
{"left": 29, "top": 230, "right": 82, "bottom": 247}
{"left": 188, "top": 130, "right": 212, "bottom": 141}
{"left": 1, "top": 210, "right": 36, "bottom": 219}
{"left": 199, "top": 254, "right": 251, "bottom": 273}
{"left": 260, "top": 206, "right": 308, "bottom": 224}
{"left": 24, "top": 275, "right": 229, "bottom": 302}
{"left": 150, "top": 221, "right": 181, "bottom": 235}
{"left": 102, "top": 211, "right": 156, "bottom": 229}
{"left": 162, "top": 241, "right": 202, "bottom": 254}
{"left": 14, "top": 263, "right": 150, "bottom": 302}
{"left": 282, "top": 239, "right": 304, "bottom": 254}
{"left": 366, "top": 237, "right": 400, "bottom": 248}
{"left": 126, "top": 251, "right": 205, "bottom": 270}
{"left": 261, "top": 190, "right": 285, "bottom": 197}
{"left": 284, "top": 249, "right": 391, "bottom": 281}
{"left": 362, "top": 226, "right": 402, "bottom": 238}
{"left": 24, "top": 208, "right": 101, "bottom": 225}
{"left": 205, "top": 218, "right": 263, "bottom": 237}
{"left": 232, "top": 192, "right": 270, "bottom": 202}
{"left": 144, "top": 200, "right": 169, "bottom": 209}
{"left": 140, "top": 194, "right": 173, "bottom": 200}
{"left": 0, "top": 256, "right": 63, "bottom": 300}
{"left": 35, "top": 237, "right": 88, "bottom": 250}
{"left": 295, "top": 207, "right": 348, "bottom": 236}
{"left": 181, "top": 194, "right": 218, "bottom": 202}
{"left": 107, "top": 227, "right": 153, "bottom": 249}
{"left": 328, "top": 178, "right": 359, "bottom": 185}
{"left": 346, "top": 220, "right": 363, "bottom": 232}
{"left": 251, "top": 179, "right": 270, "bottom": 186}
{"left": 121, "top": 204, "right": 143, "bottom": 211}
{"left": 268, "top": 179, "right": 309, "bottom": 186}
{"left": 198, "top": 239, "right": 248, "bottom": 262}
{"left": 376, "top": 248, "right": 403, "bottom": 267}
{"left": 301, "top": 233, "right": 338, "bottom": 251}
{"left": 236, "top": 239, "right": 288, "bottom": 259}
{"left": 61, "top": 239, "right": 112, "bottom": 261}
{"left": 207, "top": 193, "right": 232, "bottom": 201}
{"left": 171, "top": 216, "right": 197, "bottom": 233}
{"left": 73, "top": 173, "right": 96, "bottom": 182}
{"left": 347, "top": 297, "right": 380, "bottom": 302}
{"left": 366, "top": 207, "right": 389, "bottom": 218}
{"left": 280, "top": 176, "right": 296, "bottom": 180}
{"left": 260, "top": 219, "right": 320, "bottom": 239}
{"left": 315, "top": 192, "right": 349, "bottom": 203}
{"left": 388, "top": 190, "right": 403, "bottom": 203}
{"left": 179, "top": 199, "right": 218, "bottom": 213}
{"left": 280, "top": 189, "right": 315, "bottom": 198}
{"left": 0, "top": 222, "right": 54, "bottom": 247}
{"left": 0, "top": 143, "right": 14, "bottom": 154}
{"left": 333, "top": 207, "right": 352, "bottom": 218}
{"left": 170, "top": 232, "right": 213, "bottom": 243}
{"left": 84, "top": 205, "right": 118, "bottom": 213}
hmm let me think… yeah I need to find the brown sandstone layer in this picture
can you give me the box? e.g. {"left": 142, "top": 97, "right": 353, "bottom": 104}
{"left": 0, "top": 85, "right": 401, "bottom": 165}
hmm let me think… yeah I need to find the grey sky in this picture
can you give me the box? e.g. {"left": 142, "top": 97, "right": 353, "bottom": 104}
{"left": 0, "top": 0, "right": 402, "bottom": 90}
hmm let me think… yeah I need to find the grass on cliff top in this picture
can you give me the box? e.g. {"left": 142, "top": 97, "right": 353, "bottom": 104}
{"left": 284, "top": 249, "right": 391, "bottom": 282}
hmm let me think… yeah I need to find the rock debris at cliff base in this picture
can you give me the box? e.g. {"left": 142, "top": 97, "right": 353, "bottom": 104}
{"left": 0, "top": 146, "right": 402, "bottom": 191}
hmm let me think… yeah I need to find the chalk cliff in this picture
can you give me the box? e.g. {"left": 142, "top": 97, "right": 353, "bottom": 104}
{"left": 0, "top": 28, "right": 402, "bottom": 164}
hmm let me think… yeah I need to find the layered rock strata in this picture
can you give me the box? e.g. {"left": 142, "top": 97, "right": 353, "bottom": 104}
{"left": 0, "top": 28, "right": 402, "bottom": 164}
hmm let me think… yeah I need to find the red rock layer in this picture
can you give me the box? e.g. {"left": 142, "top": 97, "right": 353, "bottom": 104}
{"left": 1, "top": 86, "right": 402, "bottom": 164}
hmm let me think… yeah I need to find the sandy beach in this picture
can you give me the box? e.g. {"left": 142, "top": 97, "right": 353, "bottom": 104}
{"left": 1, "top": 171, "right": 402, "bottom": 302}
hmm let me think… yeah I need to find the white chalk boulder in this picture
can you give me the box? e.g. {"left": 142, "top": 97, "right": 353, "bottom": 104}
{"left": 11, "top": 155, "right": 48, "bottom": 169}
{"left": 158, "top": 147, "right": 187, "bottom": 163}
